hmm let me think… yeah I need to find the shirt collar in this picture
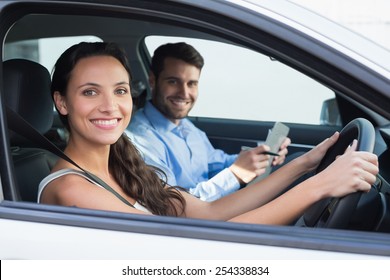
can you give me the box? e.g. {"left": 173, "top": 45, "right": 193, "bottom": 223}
{"left": 143, "top": 101, "right": 179, "bottom": 133}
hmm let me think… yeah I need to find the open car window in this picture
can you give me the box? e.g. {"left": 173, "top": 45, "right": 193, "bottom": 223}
{"left": 145, "top": 36, "right": 337, "bottom": 125}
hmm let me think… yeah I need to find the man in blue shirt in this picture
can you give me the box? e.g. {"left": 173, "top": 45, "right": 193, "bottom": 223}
{"left": 129, "top": 42, "right": 290, "bottom": 201}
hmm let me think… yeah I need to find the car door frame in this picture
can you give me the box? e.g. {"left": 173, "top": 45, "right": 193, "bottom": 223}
{"left": 0, "top": 0, "right": 390, "bottom": 259}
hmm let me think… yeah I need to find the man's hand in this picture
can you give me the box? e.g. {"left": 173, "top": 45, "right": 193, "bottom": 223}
{"left": 230, "top": 145, "right": 272, "bottom": 184}
{"left": 271, "top": 137, "right": 291, "bottom": 166}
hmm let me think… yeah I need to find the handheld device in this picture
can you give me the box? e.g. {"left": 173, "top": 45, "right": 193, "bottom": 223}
{"left": 250, "top": 122, "right": 290, "bottom": 184}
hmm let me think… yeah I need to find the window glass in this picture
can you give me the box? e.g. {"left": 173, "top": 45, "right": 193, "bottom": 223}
{"left": 4, "top": 36, "right": 102, "bottom": 72}
{"left": 145, "top": 36, "right": 336, "bottom": 125}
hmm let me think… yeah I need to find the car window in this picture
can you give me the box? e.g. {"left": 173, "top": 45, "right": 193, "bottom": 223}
{"left": 4, "top": 36, "right": 102, "bottom": 73}
{"left": 145, "top": 36, "right": 337, "bottom": 125}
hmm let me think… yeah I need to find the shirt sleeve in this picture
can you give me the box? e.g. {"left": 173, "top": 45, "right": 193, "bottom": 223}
{"left": 188, "top": 167, "right": 241, "bottom": 201}
{"left": 188, "top": 132, "right": 240, "bottom": 201}
{"left": 128, "top": 117, "right": 242, "bottom": 202}
{"left": 133, "top": 128, "right": 240, "bottom": 201}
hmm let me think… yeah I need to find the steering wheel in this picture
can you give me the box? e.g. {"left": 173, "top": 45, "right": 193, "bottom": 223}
{"left": 302, "top": 118, "right": 375, "bottom": 229}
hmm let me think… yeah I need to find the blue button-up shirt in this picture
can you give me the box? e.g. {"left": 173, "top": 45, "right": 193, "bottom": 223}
{"left": 128, "top": 101, "right": 240, "bottom": 201}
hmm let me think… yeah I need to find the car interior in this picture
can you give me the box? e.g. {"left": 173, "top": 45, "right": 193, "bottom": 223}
{"left": 1, "top": 5, "right": 390, "bottom": 235}
{"left": 4, "top": 59, "right": 58, "bottom": 202}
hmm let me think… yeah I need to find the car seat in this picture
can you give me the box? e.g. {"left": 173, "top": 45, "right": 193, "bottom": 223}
{"left": 4, "top": 59, "right": 58, "bottom": 202}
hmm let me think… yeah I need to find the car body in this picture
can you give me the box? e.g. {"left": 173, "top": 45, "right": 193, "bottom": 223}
{"left": 0, "top": 0, "right": 390, "bottom": 260}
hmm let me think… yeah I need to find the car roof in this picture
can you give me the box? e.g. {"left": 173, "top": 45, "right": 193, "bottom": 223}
{"left": 224, "top": 0, "right": 390, "bottom": 78}
{"left": 6, "top": 0, "right": 390, "bottom": 71}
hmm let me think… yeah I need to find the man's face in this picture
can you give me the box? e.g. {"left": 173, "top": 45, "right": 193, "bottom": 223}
{"left": 151, "top": 57, "right": 200, "bottom": 125}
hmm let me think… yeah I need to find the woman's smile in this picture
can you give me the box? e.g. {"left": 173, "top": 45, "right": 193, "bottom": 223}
{"left": 91, "top": 118, "right": 122, "bottom": 129}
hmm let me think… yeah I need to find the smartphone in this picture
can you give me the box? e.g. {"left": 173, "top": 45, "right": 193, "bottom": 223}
{"left": 264, "top": 122, "right": 290, "bottom": 154}
{"left": 250, "top": 122, "right": 290, "bottom": 184}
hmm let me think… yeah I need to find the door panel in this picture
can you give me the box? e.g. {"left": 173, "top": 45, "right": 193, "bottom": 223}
{"left": 190, "top": 117, "right": 340, "bottom": 155}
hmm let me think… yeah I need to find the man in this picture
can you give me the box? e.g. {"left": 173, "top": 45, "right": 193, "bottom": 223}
{"left": 129, "top": 42, "right": 290, "bottom": 201}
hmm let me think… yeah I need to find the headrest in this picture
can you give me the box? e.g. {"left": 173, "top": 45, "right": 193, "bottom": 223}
{"left": 3, "top": 59, "right": 53, "bottom": 144}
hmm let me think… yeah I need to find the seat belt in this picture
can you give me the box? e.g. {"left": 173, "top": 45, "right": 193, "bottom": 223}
{"left": 6, "top": 106, "right": 135, "bottom": 208}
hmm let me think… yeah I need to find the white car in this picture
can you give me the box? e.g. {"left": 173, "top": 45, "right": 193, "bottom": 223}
{"left": 1, "top": 0, "right": 390, "bottom": 264}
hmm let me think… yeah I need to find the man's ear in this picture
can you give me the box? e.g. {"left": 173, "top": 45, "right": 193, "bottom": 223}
{"left": 53, "top": 91, "right": 68, "bottom": 115}
{"left": 149, "top": 71, "right": 156, "bottom": 91}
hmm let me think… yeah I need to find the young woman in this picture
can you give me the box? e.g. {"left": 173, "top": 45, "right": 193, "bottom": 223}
{"left": 38, "top": 42, "right": 378, "bottom": 225}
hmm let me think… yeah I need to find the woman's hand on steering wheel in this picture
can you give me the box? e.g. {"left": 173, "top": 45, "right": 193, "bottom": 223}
{"left": 313, "top": 139, "right": 379, "bottom": 199}
{"left": 300, "top": 131, "right": 340, "bottom": 172}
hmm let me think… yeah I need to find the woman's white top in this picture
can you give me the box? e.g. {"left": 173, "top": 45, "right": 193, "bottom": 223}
{"left": 37, "top": 168, "right": 151, "bottom": 213}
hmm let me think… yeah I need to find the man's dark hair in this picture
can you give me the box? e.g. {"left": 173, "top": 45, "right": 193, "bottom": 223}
{"left": 151, "top": 42, "right": 204, "bottom": 80}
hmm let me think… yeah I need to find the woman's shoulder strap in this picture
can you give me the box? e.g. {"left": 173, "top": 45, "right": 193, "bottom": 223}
{"left": 37, "top": 168, "right": 135, "bottom": 209}
{"left": 37, "top": 168, "right": 91, "bottom": 202}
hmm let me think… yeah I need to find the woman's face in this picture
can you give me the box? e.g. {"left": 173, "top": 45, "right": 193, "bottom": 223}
{"left": 54, "top": 55, "right": 132, "bottom": 146}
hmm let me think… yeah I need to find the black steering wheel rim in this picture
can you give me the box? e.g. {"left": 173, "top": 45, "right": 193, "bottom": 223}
{"left": 302, "top": 118, "right": 375, "bottom": 229}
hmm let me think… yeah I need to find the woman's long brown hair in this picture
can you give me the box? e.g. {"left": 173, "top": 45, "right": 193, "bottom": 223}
{"left": 110, "top": 134, "right": 185, "bottom": 216}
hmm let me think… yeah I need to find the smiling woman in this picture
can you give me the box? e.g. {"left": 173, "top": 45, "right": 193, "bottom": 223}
{"left": 40, "top": 41, "right": 185, "bottom": 216}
